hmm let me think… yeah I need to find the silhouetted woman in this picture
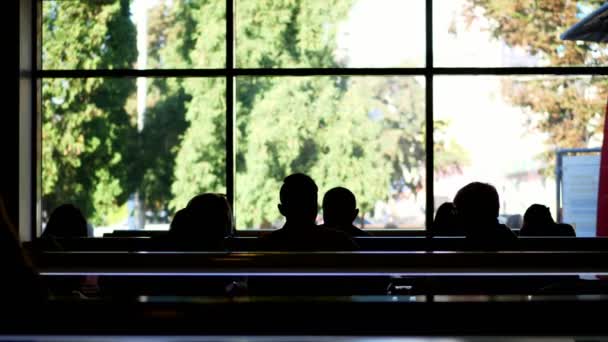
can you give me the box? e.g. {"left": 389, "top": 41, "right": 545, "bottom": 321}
{"left": 41, "top": 204, "right": 88, "bottom": 239}
{"left": 430, "top": 202, "right": 462, "bottom": 236}
{"left": 168, "top": 193, "right": 233, "bottom": 249}
{"left": 520, "top": 204, "right": 575, "bottom": 237}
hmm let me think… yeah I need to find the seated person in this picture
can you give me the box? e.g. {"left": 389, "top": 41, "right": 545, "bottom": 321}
{"left": 453, "top": 182, "right": 517, "bottom": 245}
{"left": 0, "top": 193, "right": 45, "bottom": 308}
{"left": 430, "top": 202, "right": 463, "bottom": 236}
{"left": 260, "top": 174, "right": 357, "bottom": 251}
{"left": 321, "top": 187, "right": 369, "bottom": 237}
{"left": 41, "top": 204, "right": 88, "bottom": 239}
{"left": 39, "top": 204, "right": 99, "bottom": 296}
{"left": 168, "top": 193, "right": 233, "bottom": 250}
{"left": 519, "top": 204, "right": 575, "bottom": 237}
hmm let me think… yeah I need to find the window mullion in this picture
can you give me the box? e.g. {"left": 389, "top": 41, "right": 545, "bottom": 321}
{"left": 226, "top": 0, "right": 235, "bottom": 225}
{"left": 425, "top": 0, "right": 434, "bottom": 235}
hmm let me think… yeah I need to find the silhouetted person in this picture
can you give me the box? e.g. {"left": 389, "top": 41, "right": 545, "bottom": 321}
{"left": 520, "top": 204, "right": 575, "bottom": 237}
{"left": 430, "top": 202, "right": 463, "bottom": 236}
{"left": 0, "top": 193, "right": 45, "bottom": 312}
{"left": 38, "top": 205, "right": 98, "bottom": 296}
{"left": 453, "top": 182, "right": 517, "bottom": 244}
{"left": 321, "top": 187, "right": 369, "bottom": 237}
{"left": 41, "top": 204, "right": 88, "bottom": 239}
{"left": 168, "top": 193, "right": 233, "bottom": 249}
{"left": 261, "top": 174, "right": 357, "bottom": 251}
{"left": 169, "top": 208, "right": 191, "bottom": 233}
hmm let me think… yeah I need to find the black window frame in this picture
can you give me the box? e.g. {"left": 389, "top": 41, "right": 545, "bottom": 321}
{"left": 30, "top": 0, "right": 608, "bottom": 238}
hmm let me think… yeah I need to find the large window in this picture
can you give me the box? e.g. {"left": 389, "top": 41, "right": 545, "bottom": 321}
{"left": 37, "top": 0, "right": 607, "bottom": 235}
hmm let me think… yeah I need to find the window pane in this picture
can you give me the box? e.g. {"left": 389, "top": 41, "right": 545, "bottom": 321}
{"left": 235, "top": 76, "right": 426, "bottom": 230}
{"left": 434, "top": 0, "right": 608, "bottom": 67}
{"left": 434, "top": 76, "right": 606, "bottom": 237}
{"left": 236, "top": 0, "right": 425, "bottom": 68}
{"left": 42, "top": 0, "right": 225, "bottom": 70}
{"left": 41, "top": 77, "right": 226, "bottom": 237}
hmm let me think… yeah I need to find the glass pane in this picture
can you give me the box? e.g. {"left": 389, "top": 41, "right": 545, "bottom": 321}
{"left": 41, "top": 77, "right": 226, "bottom": 237}
{"left": 434, "top": 0, "right": 608, "bottom": 67}
{"left": 235, "top": 76, "right": 426, "bottom": 230}
{"left": 42, "top": 0, "right": 225, "bottom": 69}
{"left": 434, "top": 76, "right": 606, "bottom": 237}
{"left": 236, "top": 0, "right": 425, "bottom": 68}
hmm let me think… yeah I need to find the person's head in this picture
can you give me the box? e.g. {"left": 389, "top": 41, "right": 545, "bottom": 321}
{"left": 522, "top": 204, "right": 554, "bottom": 229}
{"left": 278, "top": 173, "right": 318, "bottom": 224}
{"left": 169, "top": 208, "right": 192, "bottom": 235}
{"left": 322, "top": 187, "right": 359, "bottom": 227}
{"left": 453, "top": 182, "right": 500, "bottom": 228}
{"left": 42, "top": 204, "right": 88, "bottom": 238}
{"left": 183, "top": 193, "right": 233, "bottom": 239}
{"left": 431, "top": 202, "right": 458, "bottom": 235}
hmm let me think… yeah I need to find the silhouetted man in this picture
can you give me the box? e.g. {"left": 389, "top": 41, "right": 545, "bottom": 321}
{"left": 453, "top": 182, "right": 517, "bottom": 244}
{"left": 261, "top": 174, "right": 357, "bottom": 250}
{"left": 321, "top": 187, "right": 369, "bottom": 237}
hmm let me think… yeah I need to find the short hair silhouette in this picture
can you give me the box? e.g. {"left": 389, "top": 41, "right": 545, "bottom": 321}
{"left": 431, "top": 202, "right": 461, "bottom": 236}
{"left": 322, "top": 187, "right": 359, "bottom": 226}
{"left": 263, "top": 174, "right": 357, "bottom": 250}
{"left": 278, "top": 173, "right": 318, "bottom": 224}
{"left": 453, "top": 182, "right": 517, "bottom": 243}
{"left": 321, "top": 187, "right": 368, "bottom": 237}
{"left": 523, "top": 204, "right": 553, "bottom": 227}
{"left": 170, "top": 193, "right": 233, "bottom": 241}
{"left": 42, "top": 204, "right": 88, "bottom": 239}
{"left": 453, "top": 182, "right": 499, "bottom": 225}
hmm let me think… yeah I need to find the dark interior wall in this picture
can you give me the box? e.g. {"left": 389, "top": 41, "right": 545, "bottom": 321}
{"left": 1, "top": 0, "right": 21, "bottom": 229}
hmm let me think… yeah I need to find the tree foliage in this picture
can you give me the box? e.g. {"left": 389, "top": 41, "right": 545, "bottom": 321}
{"left": 42, "top": 0, "right": 465, "bottom": 229}
{"left": 132, "top": 0, "right": 200, "bottom": 219}
{"left": 464, "top": 0, "right": 607, "bottom": 167}
{"left": 170, "top": 0, "right": 227, "bottom": 210}
{"left": 42, "top": 0, "right": 137, "bottom": 225}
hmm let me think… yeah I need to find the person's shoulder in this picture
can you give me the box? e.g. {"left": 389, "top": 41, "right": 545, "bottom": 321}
{"left": 518, "top": 226, "right": 532, "bottom": 236}
{"left": 259, "top": 227, "right": 304, "bottom": 250}
{"left": 259, "top": 227, "right": 287, "bottom": 243}
{"left": 349, "top": 225, "right": 370, "bottom": 236}
{"left": 496, "top": 223, "right": 518, "bottom": 239}
{"left": 555, "top": 223, "right": 576, "bottom": 237}
{"left": 320, "top": 223, "right": 369, "bottom": 237}
{"left": 264, "top": 227, "right": 286, "bottom": 237}
{"left": 317, "top": 227, "right": 359, "bottom": 250}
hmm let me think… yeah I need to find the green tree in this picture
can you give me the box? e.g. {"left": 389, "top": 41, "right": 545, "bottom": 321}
{"left": 130, "top": 0, "right": 201, "bottom": 220}
{"left": 170, "top": 0, "right": 227, "bottom": 210}
{"left": 233, "top": 0, "right": 393, "bottom": 227}
{"left": 42, "top": 0, "right": 137, "bottom": 225}
{"left": 168, "top": 0, "right": 465, "bottom": 228}
{"left": 464, "top": 0, "right": 607, "bottom": 168}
